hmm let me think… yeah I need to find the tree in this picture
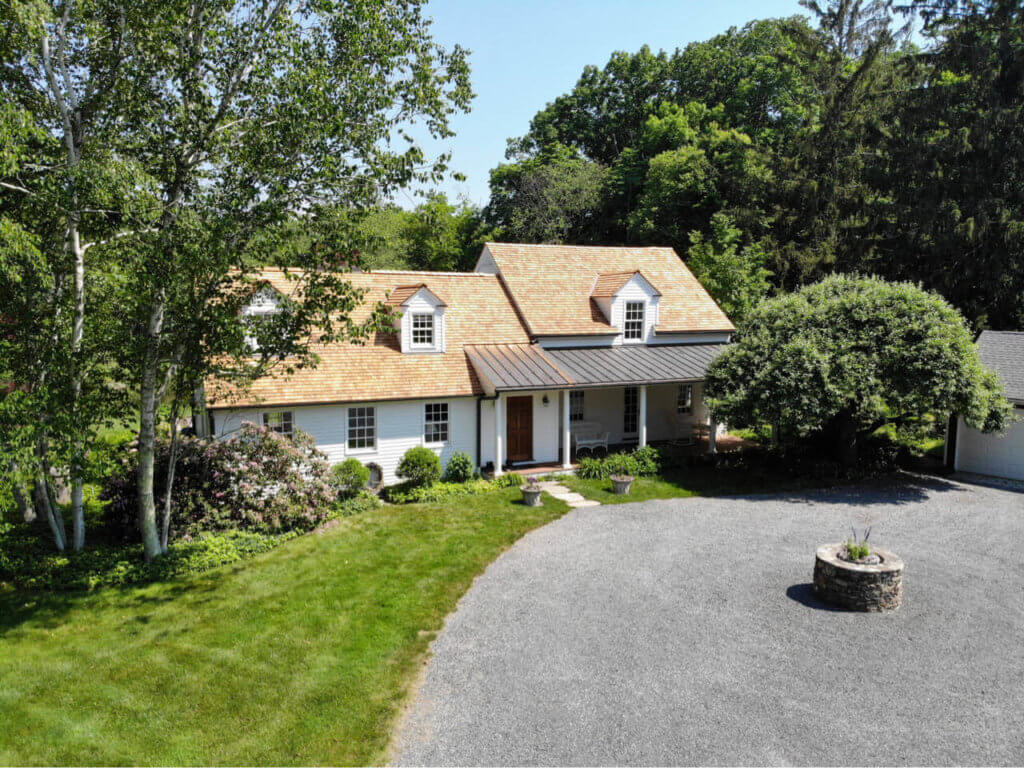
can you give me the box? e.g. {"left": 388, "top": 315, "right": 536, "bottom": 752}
{"left": 487, "top": 144, "right": 607, "bottom": 243}
{"left": 686, "top": 213, "right": 771, "bottom": 324}
{"left": 402, "top": 193, "right": 493, "bottom": 271}
{"left": 704, "top": 275, "right": 1011, "bottom": 466}
{"left": 3, "top": 0, "right": 471, "bottom": 560}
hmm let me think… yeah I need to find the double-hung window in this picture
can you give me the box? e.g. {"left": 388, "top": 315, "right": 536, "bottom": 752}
{"left": 263, "top": 411, "right": 294, "bottom": 437}
{"left": 623, "top": 387, "right": 638, "bottom": 435}
{"left": 677, "top": 384, "right": 693, "bottom": 415}
{"left": 411, "top": 314, "right": 435, "bottom": 347}
{"left": 347, "top": 406, "right": 376, "bottom": 450}
{"left": 424, "top": 402, "right": 449, "bottom": 444}
{"left": 569, "top": 390, "right": 585, "bottom": 423}
{"left": 624, "top": 301, "right": 645, "bottom": 341}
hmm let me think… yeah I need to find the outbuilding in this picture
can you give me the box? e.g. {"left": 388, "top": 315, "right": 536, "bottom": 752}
{"left": 947, "top": 331, "right": 1024, "bottom": 482}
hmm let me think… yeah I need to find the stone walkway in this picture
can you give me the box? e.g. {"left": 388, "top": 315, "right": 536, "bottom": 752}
{"left": 536, "top": 479, "right": 600, "bottom": 509}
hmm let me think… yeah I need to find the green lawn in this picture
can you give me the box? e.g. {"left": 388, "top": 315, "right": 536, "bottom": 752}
{"left": 562, "top": 466, "right": 821, "bottom": 505}
{"left": 0, "top": 489, "right": 569, "bottom": 766}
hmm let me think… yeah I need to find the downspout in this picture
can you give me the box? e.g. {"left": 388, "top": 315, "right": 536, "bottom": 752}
{"left": 477, "top": 393, "right": 499, "bottom": 472}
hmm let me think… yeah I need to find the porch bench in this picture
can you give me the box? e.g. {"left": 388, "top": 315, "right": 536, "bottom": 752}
{"left": 571, "top": 421, "right": 610, "bottom": 456}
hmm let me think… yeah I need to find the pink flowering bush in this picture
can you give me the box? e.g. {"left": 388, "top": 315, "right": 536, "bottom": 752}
{"left": 102, "top": 424, "right": 335, "bottom": 542}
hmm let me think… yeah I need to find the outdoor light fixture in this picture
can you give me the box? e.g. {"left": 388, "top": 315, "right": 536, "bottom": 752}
{"left": 542, "top": 395, "right": 550, "bottom": 405}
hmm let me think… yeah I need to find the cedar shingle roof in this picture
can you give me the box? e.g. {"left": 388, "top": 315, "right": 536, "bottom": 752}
{"left": 384, "top": 284, "right": 446, "bottom": 307}
{"left": 483, "top": 243, "right": 734, "bottom": 336}
{"left": 207, "top": 270, "right": 530, "bottom": 409}
{"left": 591, "top": 270, "right": 661, "bottom": 298}
{"left": 977, "top": 331, "right": 1024, "bottom": 404}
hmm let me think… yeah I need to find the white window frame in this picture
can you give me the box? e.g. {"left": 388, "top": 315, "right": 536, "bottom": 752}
{"left": 262, "top": 410, "right": 294, "bottom": 437}
{"left": 347, "top": 406, "right": 376, "bottom": 453}
{"left": 623, "top": 301, "right": 645, "bottom": 341}
{"left": 677, "top": 384, "right": 693, "bottom": 415}
{"left": 423, "top": 402, "right": 449, "bottom": 445}
{"left": 569, "top": 390, "right": 585, "bottom": 423}
{"left": 411, "top": 313, "right": 435, "bottom": 348}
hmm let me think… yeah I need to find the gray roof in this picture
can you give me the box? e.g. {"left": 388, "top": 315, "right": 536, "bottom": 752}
{"left": 465, "top": 342, "right": 727, "bottom": 393}
{"left": 977, "top": 331, "right": 1024, "bottom": 404}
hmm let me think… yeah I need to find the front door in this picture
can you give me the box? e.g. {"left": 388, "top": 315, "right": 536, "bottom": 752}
{"left": 506, "top": 396, "right": 533, "bottom": 463}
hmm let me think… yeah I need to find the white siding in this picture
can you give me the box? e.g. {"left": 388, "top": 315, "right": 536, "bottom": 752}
{"left": 212, "top": 397, "right": 478, "bottom": 486}
{"left": 400, "top": 292, "right": 446, "bottom": 354}
{"left": 955, "top": 415, "right": 1024, "bottom": 482}
{"left": 610, "top": 275, "right": 660, "bottom": 345}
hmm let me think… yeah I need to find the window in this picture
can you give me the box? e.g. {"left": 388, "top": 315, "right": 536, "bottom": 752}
{"left": 263, "top": 411, "right": 294, "bottom": 437}
{"left": 624, "top": 301, "right": 645, "bottom": 340}
{"left": 677, "top": 384, "right": 693, "bottom": 415}
{"left": 411, "top": 313, "right": 434, "bottom": 347}
{"left": 624, "top": 387, "right": 638, "bottom": 434}
{"left": 424, "top": 402, "right": 449, "bottom": 444}
{"left": 347, "top": 406, "right": 376, "bottom": 450}
{"left": 569, "top": 390, "right": 585, "bottom": 422}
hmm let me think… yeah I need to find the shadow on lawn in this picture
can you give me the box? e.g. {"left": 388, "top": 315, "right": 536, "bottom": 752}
{"left": 0, "top": 569, "right": 228, "bottom": 637}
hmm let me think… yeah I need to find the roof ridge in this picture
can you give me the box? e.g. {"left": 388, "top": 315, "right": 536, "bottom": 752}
{"left": 486, "top": 241, "right": 675, "bottom": 250}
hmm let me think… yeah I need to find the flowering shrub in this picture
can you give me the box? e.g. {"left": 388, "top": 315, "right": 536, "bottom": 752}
{"left": 102, "top": 423, "right": 335, "bottom": 542}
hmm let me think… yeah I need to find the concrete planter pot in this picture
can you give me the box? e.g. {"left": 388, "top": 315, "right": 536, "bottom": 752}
{"left": 521, "top": 486, "right": 542, "bottom": 507}
{"left": 813, "top": 543, "right": 904, "bottom": 612}
{"left": 610, "top": 475, "right": 634, "bottom": 495}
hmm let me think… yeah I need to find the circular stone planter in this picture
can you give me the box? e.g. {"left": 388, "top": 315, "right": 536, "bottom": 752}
{"left": 521, "top": 487, "right": 542, "bottom": 507}
{"left": 813, "top": 544, "right": 904, "bottom": 612}
{"left": 610, "top": 475, "right": 634, "bottom": 495}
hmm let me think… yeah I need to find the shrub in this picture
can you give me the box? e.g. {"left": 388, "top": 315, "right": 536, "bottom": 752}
{"left": 332, "top": 458, "right": 370, "bottom": 499}
{"left": 442, "top": 450, "right": 475, "bottom": 483}
{"left": 492, "top": 472, "right": 524, "bottom": 488}
{"left": 576, "top": 456, "right": 606, "bottom": 480}
{"left": 631, "top": 445, "right": 662, "bottom": 475}
{"left": 102, "top": 423, "right": 335, "bottom": 543}
{"left": 605, "top": 452, "right": 640, "bottom": 478}
{"left": 576, "top": 447, "right": 661, "bottom": 480}
{"left": 395, "top": 446, "right": 441, "bottom": 488}
{"left": 0, "top": 524, "right": 297, "bottom": 592}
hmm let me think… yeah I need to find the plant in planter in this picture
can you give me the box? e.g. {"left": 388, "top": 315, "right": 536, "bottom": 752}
{"left": 521, "top": 475, "right": 542, "bottom": 506}
{"left": 609, "top": 474, "right": 633, "bottom": 495}
{"left": 840, "top": 520, "right": 880, "bottom": 565}
{"left": 813, "top": 512, "right": 903, "bottom": 611}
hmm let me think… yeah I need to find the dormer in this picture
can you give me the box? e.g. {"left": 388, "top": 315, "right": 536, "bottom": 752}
{"left": 591, "top": 271, "right": 661, "bottom": 344}
{"left": 387, "top": 284, "right": 447, "bottom": 354}
{"left": 242, "top": 283, "right": 284, "bottom": 351}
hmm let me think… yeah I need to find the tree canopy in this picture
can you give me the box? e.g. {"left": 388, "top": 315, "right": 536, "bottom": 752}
{"left": 704, "top": 275, "right": 1011, "bottom": 465}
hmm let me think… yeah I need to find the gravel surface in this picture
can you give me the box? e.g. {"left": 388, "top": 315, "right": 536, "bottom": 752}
{"left": 393, "top": 474, "right": 1024, "bottom": 766}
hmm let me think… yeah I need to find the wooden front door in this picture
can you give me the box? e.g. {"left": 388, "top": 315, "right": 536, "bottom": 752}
{"left": 506, "top": 396, "right": 533, "bottom": 463}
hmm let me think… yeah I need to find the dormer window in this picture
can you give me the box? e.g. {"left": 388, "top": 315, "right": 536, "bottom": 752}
{"left": 411, "top": 313, "right": 435, "bottom": 347}
{"left": 624, "top": 301, "right": 645, "bottom": 340}
{"left": 243, "top": 285, "right": 284, "bottom": 352}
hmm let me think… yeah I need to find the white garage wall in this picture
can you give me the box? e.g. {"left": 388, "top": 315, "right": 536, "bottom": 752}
{"left": 955, "top": 415, "right": 1024, "bottom": 482}
{"left": 212, "top": 396, "right": 478, "bottom": 486}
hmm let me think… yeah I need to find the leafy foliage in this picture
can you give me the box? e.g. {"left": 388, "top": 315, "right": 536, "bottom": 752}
{"left": 395, "top": 446, "right": 442, "bottom": 488}
{"left": 332, "top": 458, "right": 370, "bottom": 500}
{"left": 704, "top": 275, "right": 1012, "bottom": 464}
{"left": 102, "top": 425, "right": 335, "bottom": 542}
{"left": 441, "top": 450, "right": 476, "bottom": 483}
{"left": 575, "top": 447, "right": 663, "bottom": 479}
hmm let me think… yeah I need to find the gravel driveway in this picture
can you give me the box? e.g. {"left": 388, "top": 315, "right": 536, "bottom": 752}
{"left": 393, "top": 474, "right": 1024, "bottom": 766}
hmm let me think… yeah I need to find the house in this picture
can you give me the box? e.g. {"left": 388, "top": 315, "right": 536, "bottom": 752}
{"left": 945, "top": 331, "right": 1024, "bottom": 482}
{"left": 203, "top": 243, "right": 734, "bottom": 485}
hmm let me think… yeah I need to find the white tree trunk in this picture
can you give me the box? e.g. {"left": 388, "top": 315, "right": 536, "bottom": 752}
{"left": 137, "top": 292, "right": 167, "bottom": 562}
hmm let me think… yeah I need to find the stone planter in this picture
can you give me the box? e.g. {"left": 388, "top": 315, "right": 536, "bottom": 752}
{"left": 610, "top": 475, "right": 634, "bottom": 495}
{"left": 813, "top": 543, "right": 904, "bottom": 612}
{"left": 521, "top": 486, "right": 542, "bottom": 506}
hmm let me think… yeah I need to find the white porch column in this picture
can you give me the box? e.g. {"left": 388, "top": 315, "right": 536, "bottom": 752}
{"left": 561, "top": 390, "right": 572, "bottom": 468}
{"left": 638, "top": 385, "right": 648, "bottom": 447}
{"left": 708, "top": 416, "right": 718, "bottom": 454}
{"left": 494, "top": 393, "right": 505, "bottom": 476}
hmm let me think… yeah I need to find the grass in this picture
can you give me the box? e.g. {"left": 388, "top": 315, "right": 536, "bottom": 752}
{"left": 0, "top": 488, "right": 569, "bottom": 766}
{"left": 562, "top": 465, "right": 823, "bottom": 505}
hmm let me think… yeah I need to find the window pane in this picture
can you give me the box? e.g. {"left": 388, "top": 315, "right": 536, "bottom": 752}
{"left": 569, "top": 390, "right": 584, "bottom": 422}
{"left": 677, "top": 384, "right": 693, "bottom": 414}
{"left": 624, "top": 302, "right": 644, "bottom": 340}
{"left": 412, "top": 314, "right": 434, "bottom": 346}
{"left": 348, "top": 406, "right": 376, "bottom": 449}
{"left": 263, "top": 411, "right": 293, "bottom": 436}
{"left": 624, "top": 387, "right": 638, "bottom": 434}
{"left": 424, "top": 402, "right": 449, "bottom": 443}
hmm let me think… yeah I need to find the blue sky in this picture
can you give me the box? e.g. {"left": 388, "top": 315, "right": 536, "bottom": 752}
{"left": 400, "top": 0, "right": 808, "bottom": 209}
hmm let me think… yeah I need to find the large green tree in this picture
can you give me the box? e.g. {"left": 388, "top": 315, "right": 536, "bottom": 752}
{"left": 704, "top": 275, "right": 1011, "bottom": 466}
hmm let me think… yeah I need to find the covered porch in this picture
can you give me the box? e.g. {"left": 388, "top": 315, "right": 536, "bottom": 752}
{"left": 466, "top": 342, "right": 728, "bottom": 475}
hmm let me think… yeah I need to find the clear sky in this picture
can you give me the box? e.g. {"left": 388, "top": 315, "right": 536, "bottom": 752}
{"left": 401, "top": 0, "right": 808, "bottom": 209}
